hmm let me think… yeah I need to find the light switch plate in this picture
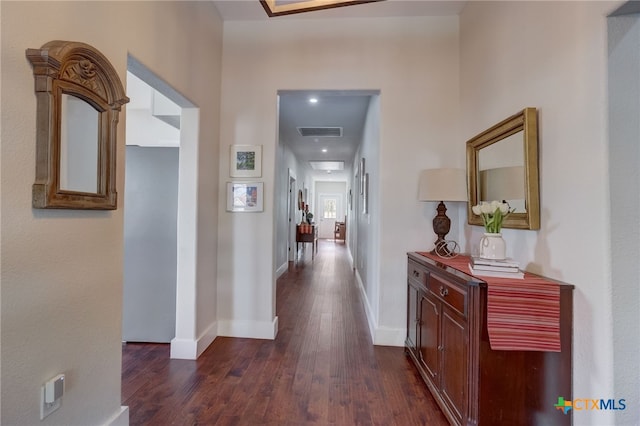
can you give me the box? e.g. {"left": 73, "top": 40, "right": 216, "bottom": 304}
{"left": 40, "top": 386, "right": 61, "bottom": 419}
{"left": 40, "top": 374, "right": 64, "bottom": 419}
{"left": 45, "top": 374, "right": 64, "bottom": 403}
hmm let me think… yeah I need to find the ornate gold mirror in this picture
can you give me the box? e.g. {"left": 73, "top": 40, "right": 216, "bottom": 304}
{"left": 27, "top": 40, "right": 129, "bottom": 209}
{"left": 466, "top": 108, "right": 540, "bottom": 230}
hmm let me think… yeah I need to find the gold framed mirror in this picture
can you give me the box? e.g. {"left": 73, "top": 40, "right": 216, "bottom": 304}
{"left": 27, "top": 40, "right": 129, "bottom": 209}
{"left": 466, "top": 108, "right": 540, "bottom": 230}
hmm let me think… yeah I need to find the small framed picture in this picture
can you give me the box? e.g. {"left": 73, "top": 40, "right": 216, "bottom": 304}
{"left": 230, "top": 145, "right": 262, "bottom": 178}
{"left": 226, "top": 182, "right": 264, "bottom": 212}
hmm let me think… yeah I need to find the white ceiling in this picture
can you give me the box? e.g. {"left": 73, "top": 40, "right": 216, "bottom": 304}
{"left": 212, "top": 0, "right": 466, "bottom": 181}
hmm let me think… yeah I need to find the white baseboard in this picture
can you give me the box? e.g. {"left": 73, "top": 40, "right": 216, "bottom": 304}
{"left": 197, "top": 321, "right": 218, "bottom": 356}
{"left": 276, "top": 261, "right": 288, "bottom": 278}
{"left": 105, "top": 406, "right": 128, "bottom": 426}
{"left": 170, "top": 321, "right": 218, "bottom": 360}
{"left": 347, "top": 247, "right": 354, "bottom": 270}
{"left": 217, "top": 317, "right": 279, "bottom": 340}
{"left": 373, "top": 326, "right": 405, "bottom": 347}
{"left": 170, "top": 337, "right": 198, "bottom": 359}
{"left": 354, "top": 269, "right": 377, "bottom": 341}
{"left": 354, "top": 269, "right": 404, "bottom": 347}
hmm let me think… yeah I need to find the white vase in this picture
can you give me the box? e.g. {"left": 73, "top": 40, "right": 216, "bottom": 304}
{"left": 479, "top": 232, "right": 506, "bottom": 260}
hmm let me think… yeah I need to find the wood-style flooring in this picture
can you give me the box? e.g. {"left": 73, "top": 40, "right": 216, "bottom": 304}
{"left": 122, "top": 240, "right": 448, "bottom": 425}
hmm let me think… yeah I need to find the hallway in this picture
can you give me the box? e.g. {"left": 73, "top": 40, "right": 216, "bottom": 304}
{"left": 122, "top": 240, "right": 448, "bottom": 425}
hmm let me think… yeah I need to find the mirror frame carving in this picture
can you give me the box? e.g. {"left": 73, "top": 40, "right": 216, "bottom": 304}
{"left": 466, "top": 107, "right": 540, "bottom": 230}
{"left": 27, "top": 40, "right": 129, "bottom": 209}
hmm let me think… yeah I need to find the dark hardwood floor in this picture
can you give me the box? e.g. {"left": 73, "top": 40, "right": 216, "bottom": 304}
{"left": 122, "top": 240, "right": 448, "bottom": 425}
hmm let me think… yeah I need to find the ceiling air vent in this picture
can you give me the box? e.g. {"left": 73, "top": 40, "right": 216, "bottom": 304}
{"left": 297, "top": 127, "right": 343, "bottom": 137}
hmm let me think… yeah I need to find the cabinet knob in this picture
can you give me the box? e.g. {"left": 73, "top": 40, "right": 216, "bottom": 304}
{"left": 413, "top": 270, "right": 420, "bottom": 278}
{"left": 439, "top": 286, "right": 449, "bottom": 297}
{"left": 438, "top": 345, "right": 443, "bottom": 351}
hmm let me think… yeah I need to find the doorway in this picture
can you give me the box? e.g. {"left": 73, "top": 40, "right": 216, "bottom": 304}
{"left": 274, "top": 90, "right": 380, "bottom": 337}
{"left": 123, "top": 57, "right": 200, "bottom": 357}
{"left": 317, "top": 186, "right": 346, "bottom": 239}
{"left": 123, "top": 71, "right": 181, "bottom": 342}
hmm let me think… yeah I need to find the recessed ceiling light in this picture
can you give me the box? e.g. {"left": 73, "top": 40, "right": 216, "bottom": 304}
{"left": 322, "top": 148, "right": 328, "bottom": 153}
{"left": 309, "top": 97, "right": 318, "bottom": 104}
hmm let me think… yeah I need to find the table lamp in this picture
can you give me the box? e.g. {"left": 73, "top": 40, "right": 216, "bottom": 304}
{"left": 418, "top": 168, "right": 467, "bottom": 255}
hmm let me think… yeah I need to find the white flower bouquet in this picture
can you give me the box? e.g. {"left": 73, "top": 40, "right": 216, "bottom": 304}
{"left": 471, "top": 200, "right": 513, "bottom": 233}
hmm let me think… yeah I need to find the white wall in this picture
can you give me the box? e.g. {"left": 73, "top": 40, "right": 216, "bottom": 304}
{"left": 218, "top": 16, "right": 460, "bottom": 344}
{"left": 275, "top": 140, "right": 302, "bottom": 273}
{"left": 274, "top": 134, "right": 317, "bottom": 278}
{"left": 460, "top": 2, "right": 621, "bottom": 424}
{"left": 123, "top": 146, "right": 179, "bottom": 343}
{"left": 0, "top": 1, "right": 222, "bottom": 424}
{"left": 352, "top": 96, "right": 381, "bottom": 340}
{"left": 608, "top": 10, "right": 640, "bottom": 426}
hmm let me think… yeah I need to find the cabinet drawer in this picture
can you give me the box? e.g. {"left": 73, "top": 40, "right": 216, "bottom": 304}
{"left": 428, "top": 274, "right": 466, "bottom": 316}
{"left": 408, "top": 261, "right": 427, "bottom": 287}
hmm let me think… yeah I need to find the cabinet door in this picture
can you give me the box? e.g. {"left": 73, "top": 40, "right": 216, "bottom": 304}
{"left": 440, "top": 305, "right": 467, "bottom": 424}
{"left": 407, "top": 283, "right": 419, "bottom": 352}
{"left": 419, "top": 292, "right": 440, "bottom": 383}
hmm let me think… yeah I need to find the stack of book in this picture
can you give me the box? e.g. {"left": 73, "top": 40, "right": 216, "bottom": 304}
{"left": 468, "top": 256, "right": 524, "bottom": 279}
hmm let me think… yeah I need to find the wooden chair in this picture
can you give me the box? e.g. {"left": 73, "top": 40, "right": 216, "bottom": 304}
{"left": 334, "top": 222, "right": 345, "bottom": 243}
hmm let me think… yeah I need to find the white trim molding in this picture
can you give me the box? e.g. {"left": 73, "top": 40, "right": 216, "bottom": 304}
{"left": 217, "top": 317, "right": 279, "bottom": 340}
{"left": 105, "top": 406, "right": 129, "bottom": 426}
{"left": 355, "top": 269, "right": 404, "bottom": 347}
{"left": 170, "top": 321, "right": 218, "bottom": 360}
{"left": 276, "top": 262, "right": 288, "bottom": 279}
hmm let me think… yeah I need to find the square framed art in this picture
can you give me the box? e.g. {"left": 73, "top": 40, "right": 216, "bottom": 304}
{"left": 230, "top": 145, "right": 262, "bottom": 178}
{"left": 226, "top": 182, "right": 264, "bottom": 212}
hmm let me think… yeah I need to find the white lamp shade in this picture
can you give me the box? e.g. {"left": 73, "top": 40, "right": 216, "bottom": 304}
{"left": 418, "top": 168, "right": 467, "bottom": 202}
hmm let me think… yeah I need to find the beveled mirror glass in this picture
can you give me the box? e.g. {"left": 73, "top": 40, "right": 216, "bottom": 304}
{"left": 27, "top": 40, "right": 129, "bottom": 209}
{"left": 466, "top": 108, "right": 540, "bottom": 230}
{"left": 60, "top": 93, "right": 99, "bottom": 193}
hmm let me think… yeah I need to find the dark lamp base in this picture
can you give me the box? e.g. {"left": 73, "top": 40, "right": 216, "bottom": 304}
{"left": 431, "top": 201, "right": 451, "bottom": 248}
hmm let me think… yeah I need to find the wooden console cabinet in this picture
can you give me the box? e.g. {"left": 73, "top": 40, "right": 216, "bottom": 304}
{"left": 406, "top": 252, "right": 573, "bottom": 426}
{"left": 296, "top": 224, "right": 317, "bottom": 258}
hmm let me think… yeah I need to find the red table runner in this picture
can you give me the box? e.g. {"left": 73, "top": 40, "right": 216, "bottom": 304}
{"left": 417, "top": 252, "right": 561, "bottom": 352}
